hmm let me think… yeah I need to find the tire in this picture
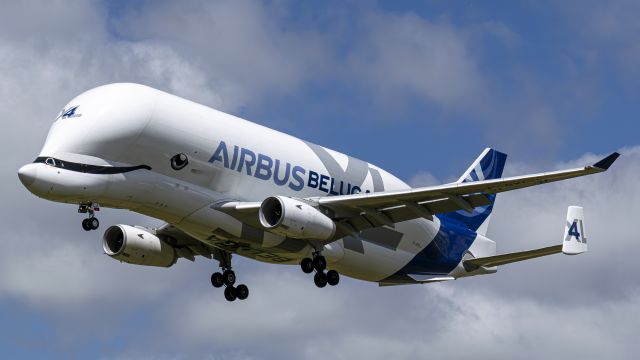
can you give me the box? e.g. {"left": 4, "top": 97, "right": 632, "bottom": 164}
{"left": 210, "top": 272, "right": 224, "bottom": 288}
{"left": 314, "top": 271, "right": 327, "bottom": 288}
{"left": 222, "top": 270, "right": 236, "bottom": 286}
{"left": 89, "top": 217, "right": 99, "bottom": 230}
{"left": 312, "top": 256, "right": 327, "bottom": 271}
{"left": 300, "top": 258, "right": 314, "bottom": 274}
{"left": 224, "top": 286, "right": 237, "bottom": 302}
{"left": 326, "top": 270, "right": 340, "bottom": 286}
{"left": 81, "top": 219, "right": 91, "bottom": 231}
{"left": 236, "top": 284, "right": 249, "bottom": 300}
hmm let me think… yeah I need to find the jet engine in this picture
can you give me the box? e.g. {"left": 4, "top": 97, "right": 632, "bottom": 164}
{"left": 102, "top": 225, "right": 177, "bottom": 267}
{"left": 259, "top": 196, "right": 336, "bottom": 241}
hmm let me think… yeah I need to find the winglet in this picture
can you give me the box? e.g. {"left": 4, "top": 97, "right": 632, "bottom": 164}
{"left": 593, "top": 152, "right": 620, "bottom": 170}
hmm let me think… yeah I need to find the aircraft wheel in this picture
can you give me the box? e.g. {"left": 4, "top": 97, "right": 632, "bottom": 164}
{"left": 314, "top": 271, "right": 327, "bottom": 288}
{"left": 326, "top": 270, "right": 340, "bottom": 286}
{"left": 224, "top": 286, "right": 237, "bottom": 302}
{"left": 222, "top": 270, "right": 236, "bottom": 286}
{"left": 89, "top": 217, "right": 99, "bottom": 230}
{"left": 81, "top": 219, "right": 91, "bottom": 231}
{"left": 236, "top": 284, "right": 249, "bottom": 300}
{"left": 312, "top": 256, "right": 327, "bottom": 271}
{"left": 300, "top": 258, "right": 314, "bottom": 273}
{"left": 211, "top": 272, "right": 224, "bottom": 288}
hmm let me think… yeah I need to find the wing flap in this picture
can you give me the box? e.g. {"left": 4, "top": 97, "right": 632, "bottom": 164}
{"left": 175, "top": 247, "right": 196, "bottom": 261}
{"left": 154, "top": 224, "right": 218, "bottom": 261}
{"left": 332, "top": 193, "right": 492, "bottom": 235}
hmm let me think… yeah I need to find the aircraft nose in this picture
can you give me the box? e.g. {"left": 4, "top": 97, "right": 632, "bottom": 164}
{"left": 18, "top": 164, "right": 38, "bottom": 188}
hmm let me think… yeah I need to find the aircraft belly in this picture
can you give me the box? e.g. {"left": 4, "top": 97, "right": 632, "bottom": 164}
{"left": 328, "top": 218, "right": 440, "bottom": 282}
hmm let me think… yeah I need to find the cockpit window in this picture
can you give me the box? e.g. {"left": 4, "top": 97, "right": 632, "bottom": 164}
{"left": 45, "top": 158, "right": 56, "bottom": 167}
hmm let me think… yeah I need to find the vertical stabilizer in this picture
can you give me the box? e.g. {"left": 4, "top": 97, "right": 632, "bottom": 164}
{"left": 563, "top": 206, "right": 587, "bottom": 255}
{"left": 441, "top": 148, "right": 507, "bottom": 235}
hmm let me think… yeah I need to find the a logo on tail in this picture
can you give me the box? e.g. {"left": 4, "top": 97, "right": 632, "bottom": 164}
{"left": 56, "top": 105, "right": 82, "bottom": 120}
{"left": 565, "top": 219, "right": 587, "bottom": 243}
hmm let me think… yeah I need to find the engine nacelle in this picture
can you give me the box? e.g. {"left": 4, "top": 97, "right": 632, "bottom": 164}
{"left": 259, "top": 196, "right": 336, "bottom": 241}
{"left": 102, "top": 225, "right": 177, "bottom": 267}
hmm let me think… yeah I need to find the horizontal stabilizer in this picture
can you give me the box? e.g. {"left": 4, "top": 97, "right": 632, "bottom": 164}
{"left": 464, "top": 245, "right": 562, "bottom": 269}
{"left": 464, "top": 205, "right": 588, "bottom": 269}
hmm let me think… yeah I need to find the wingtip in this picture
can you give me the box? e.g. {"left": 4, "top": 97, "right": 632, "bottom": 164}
{"left": 593, "top": 152, "right": 620, "bottom": 170}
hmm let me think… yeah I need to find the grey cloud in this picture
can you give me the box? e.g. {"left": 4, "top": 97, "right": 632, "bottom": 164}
{"left": 348, "top": 12, "right": 486, "bottom": 110}
{"left": 111, "top": 0, "right": 332, "bottom": 112}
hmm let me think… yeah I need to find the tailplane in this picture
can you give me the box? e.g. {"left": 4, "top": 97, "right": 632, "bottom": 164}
{"left": 441, "top": 148, "right": 507, "bottom": 235}
{"left": 463, "top": 206, "right": 588, "bottom": 270}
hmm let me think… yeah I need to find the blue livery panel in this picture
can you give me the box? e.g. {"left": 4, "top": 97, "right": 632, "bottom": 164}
{"left": 386, "top": 148, "right": 507, "bottom": 281}
{"left": 441, "top": 149, "right": 507, "bottom": 232}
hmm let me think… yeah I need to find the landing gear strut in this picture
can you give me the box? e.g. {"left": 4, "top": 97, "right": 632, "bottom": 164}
{"left": 210, "top": 250, "right": 249, "bottom": 302}
{"left": 79, "top": 202, "right": 100, "bottom": 231}
{"left": 300, "top": 252, "right": 340, "bottom": 288}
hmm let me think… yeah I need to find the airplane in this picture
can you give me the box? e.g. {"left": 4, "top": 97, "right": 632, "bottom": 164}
{"left": 17, "top": 83, "right": 619, "bottom": 302}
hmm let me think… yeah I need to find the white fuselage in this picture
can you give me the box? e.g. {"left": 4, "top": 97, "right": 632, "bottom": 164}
{"left": 18, "top": 83, "right": 494, "bottom": 283}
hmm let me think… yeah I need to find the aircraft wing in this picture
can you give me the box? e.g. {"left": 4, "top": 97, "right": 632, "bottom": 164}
{"left": 220, "top": 152, "right": 618, "bottom": 237}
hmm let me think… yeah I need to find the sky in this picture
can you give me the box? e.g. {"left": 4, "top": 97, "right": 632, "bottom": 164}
{"left": 1, "top": 0, "right": 639, "bottom": 359}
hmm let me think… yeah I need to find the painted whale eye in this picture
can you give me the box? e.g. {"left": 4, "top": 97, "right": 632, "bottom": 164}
{"left": 170, "top": 153, "right": 188, "bottom": 170}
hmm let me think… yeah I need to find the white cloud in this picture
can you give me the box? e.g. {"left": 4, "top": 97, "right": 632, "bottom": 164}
{"left": 408, "top": 171, "right": 441, "bottom": 187}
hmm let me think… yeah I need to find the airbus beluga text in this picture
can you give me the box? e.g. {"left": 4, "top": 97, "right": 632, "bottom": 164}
{"left": 18, "top": 83, "right": 619, "bottom": 302}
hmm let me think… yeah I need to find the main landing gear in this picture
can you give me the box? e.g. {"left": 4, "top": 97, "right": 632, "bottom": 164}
{"left": 210, "top": 251, "right": 249, "bottom": 302}
{"left": 300, "top": 253, "right": 340, "bottom": 288}
{"left": 79, "top": 202, "right": 100, "bottom": 231}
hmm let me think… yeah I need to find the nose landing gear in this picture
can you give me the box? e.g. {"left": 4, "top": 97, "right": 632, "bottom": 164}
{"left": 300, "top": 252, "right": 340, "bottom": 288}
{"left": 78, "top": 202, "right": 100, "bottom": 231}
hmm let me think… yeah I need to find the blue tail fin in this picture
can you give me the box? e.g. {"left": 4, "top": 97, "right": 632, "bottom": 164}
{"left": 441, "top": 148, "right": 507, "bottom": 235}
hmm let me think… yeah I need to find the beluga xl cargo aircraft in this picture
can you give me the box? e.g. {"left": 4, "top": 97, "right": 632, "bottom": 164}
{"left": 18, "top": 83, "right": 619, "bottom": 301}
